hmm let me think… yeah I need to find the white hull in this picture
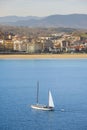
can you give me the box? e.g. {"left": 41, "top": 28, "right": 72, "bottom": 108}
{"left": 31, "top": 104, "right": 54, "bottom": 111}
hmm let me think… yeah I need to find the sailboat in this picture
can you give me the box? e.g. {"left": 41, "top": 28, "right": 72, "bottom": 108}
{"left": 31, "top": 82, "right": 54, "bottom": 111}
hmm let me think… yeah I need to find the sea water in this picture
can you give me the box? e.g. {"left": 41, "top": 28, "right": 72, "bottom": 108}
{"left": 0, "top": 59, "right": 87, "bottom": 130}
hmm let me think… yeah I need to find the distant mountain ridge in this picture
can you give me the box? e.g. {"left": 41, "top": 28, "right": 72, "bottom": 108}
{"left": 0, "top": 14, "right": 87, "bottom": 29}
{"left": 0, "top": 16, "right": 41, "bottom": 23}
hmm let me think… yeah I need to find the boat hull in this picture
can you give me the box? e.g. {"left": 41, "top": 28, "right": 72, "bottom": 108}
{"left": 31, "top": 105, "right": 54, "bottom": 111}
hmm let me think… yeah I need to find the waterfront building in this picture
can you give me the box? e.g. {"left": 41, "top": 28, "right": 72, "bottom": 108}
{"left": 13, "top": 40, "right": 27, "bottom": 52}
{"left": 27, "top": 42, "right": 43, "bottom": 53}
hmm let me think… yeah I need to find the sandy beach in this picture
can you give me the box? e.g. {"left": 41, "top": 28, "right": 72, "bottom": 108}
{"left": 0, "top": 54, "right": 87, "bottom": 59}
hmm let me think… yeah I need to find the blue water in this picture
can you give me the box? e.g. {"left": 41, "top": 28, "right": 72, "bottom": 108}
{"left": 0, "top": 59, "right": 87, "bottom": 130}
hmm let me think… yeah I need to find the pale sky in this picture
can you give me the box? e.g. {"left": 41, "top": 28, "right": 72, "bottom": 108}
{"left": 0, "top": 0, "right": 87, "bottom": 16}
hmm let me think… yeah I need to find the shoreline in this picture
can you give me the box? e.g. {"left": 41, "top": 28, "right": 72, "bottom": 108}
{"left": 0, "top": 54, "right": 87, "bottom": 59}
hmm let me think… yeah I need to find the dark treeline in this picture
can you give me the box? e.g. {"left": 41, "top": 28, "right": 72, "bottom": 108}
{"left": 0, "top": 25, "right": 77, "bottom": 37}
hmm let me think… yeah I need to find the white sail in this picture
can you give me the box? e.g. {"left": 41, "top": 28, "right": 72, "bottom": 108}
{"left": 48, "top": 91, "right": 54, "bottom": 107}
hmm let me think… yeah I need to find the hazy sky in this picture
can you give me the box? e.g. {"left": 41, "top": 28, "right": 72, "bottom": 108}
{"left": 0, "top": 0, "right": 87, "bottom": 16}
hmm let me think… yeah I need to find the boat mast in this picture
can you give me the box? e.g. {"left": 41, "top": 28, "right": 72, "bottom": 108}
{"left": 48, "top": 90, "right": 49, "bottom": 106}
{"left": 36, "top": 81, "right": 39, "bottom": 104}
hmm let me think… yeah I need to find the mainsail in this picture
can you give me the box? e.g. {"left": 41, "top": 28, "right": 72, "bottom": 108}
{"left": 48, "top": 91, "right": 54, "bottom": 107}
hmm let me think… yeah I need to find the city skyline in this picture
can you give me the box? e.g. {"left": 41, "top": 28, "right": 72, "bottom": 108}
{"left": 0, "top": 0, "right": 87, "bottom": 17}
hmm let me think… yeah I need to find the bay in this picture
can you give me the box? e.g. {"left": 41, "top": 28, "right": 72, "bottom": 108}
{"left": 0, "top": 59, "right": 87, "bottom": 130}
